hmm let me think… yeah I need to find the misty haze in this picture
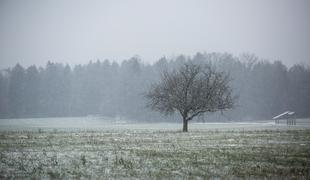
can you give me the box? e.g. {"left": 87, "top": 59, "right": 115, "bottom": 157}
{"left": 0, "top": 0, "right": 310, "bottom": 179}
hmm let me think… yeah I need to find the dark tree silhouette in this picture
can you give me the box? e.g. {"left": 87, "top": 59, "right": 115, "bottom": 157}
{"left": 146, "top": 61, "right": 235, "bottom": 132}
{"left": 1, "top": 52, "right": 310, "bottom": 120}
{"left": 8, "top": 64, "right": 26, "bottom": 118}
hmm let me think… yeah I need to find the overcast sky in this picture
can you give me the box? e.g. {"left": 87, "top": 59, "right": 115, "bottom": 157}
{"left": 0, "top": 0, "right": 309, "bottom": 69}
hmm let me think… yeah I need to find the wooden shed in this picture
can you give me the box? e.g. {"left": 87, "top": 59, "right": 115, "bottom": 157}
{"left": 272, "top": 111, "right": 296, "bottom": 125}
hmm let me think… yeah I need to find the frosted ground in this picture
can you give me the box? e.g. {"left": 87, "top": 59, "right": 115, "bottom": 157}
{"left": 0, "top": 117, "right": 310, "bottom": 179}
{"left": 1, "top": 117, "right": 310, "bottom": 131}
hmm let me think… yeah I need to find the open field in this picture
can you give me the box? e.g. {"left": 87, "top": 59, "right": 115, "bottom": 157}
{"left": 1, "top": 117, "right": 310, "bottom": 131}
{"left": 0, "top": 118, "right": 310, "bottom": 179}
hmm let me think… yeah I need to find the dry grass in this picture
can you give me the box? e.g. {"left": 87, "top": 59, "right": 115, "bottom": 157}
{"left": 0, "top": 128, "right": 310, "bottom": 179}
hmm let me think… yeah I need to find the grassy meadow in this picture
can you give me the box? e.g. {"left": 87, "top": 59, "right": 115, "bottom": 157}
{"left": 0, "top": 118, "right": 310, "bottom": 179}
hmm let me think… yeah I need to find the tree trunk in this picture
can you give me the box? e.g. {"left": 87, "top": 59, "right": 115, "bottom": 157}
{"left": 182, "top": 116, "right": 188, "bottom": 132}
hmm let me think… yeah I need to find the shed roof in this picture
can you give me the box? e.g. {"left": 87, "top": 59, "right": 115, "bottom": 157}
{"left": 272, "top": 111, "right": 295, "bottom": 120}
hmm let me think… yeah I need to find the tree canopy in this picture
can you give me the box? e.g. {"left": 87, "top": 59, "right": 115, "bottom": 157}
{"left": 146, "top": 61, "right": 235, "bottom": 132}
{"left": 0, "top": 52, "right": 309, "bottom": 121}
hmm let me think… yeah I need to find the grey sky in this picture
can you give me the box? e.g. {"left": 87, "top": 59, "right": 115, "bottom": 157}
{"left": 0, "top": 0, "right": 309, "bottom": 69}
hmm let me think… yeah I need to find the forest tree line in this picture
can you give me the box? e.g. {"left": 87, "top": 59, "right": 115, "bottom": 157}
{"left": 0, "top": 52, "right": 309, "bottom": 121}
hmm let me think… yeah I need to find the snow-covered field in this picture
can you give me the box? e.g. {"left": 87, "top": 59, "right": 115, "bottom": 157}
{"left": 1, "top": 117, "right": 310, "bottom": 131}
{"left": 0, "top": 117, "right": 310, "bottom": 179}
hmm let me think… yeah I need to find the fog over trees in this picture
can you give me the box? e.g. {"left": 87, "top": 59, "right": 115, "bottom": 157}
{"left": 0, "top": 52, "right": 309, "bottom": 121}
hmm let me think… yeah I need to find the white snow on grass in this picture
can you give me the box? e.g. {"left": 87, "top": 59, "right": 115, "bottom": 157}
{"left": 0, "top": 117, "right": 309, "bottom": 132}
{"left": 0, "top": 127, "right": 310, "bottom": 179}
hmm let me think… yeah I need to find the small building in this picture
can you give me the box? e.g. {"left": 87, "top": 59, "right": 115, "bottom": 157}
{"left": 272, "top": 111, "right": 296, "bottom": 125}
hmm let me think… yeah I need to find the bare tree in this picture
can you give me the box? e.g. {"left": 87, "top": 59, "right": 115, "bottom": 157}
{"left": 146, "top": 61, "right": 235, "bottom": 132}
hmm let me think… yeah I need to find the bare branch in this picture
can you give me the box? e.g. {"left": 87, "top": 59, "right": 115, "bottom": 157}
{"left": 145, "top": 61, "right": 236, "bottom": 132}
